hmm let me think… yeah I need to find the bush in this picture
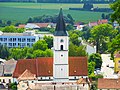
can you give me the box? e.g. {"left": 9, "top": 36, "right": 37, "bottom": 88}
{"left": 9, "top": 82, "right": 17, "bottom": 90}
{"left": 83, "top": 3, "right": 93, "bottom": 10}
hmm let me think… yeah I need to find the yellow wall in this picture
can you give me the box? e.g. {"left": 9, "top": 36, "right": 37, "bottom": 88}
{"left": 114, "top": 57, "right": 120, "bottom": 73}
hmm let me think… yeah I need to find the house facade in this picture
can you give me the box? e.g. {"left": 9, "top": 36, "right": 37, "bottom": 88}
{"left": 114, "top": 51, "right": 120, "bottom": 73}
{"left": 0, "top": 31, "right": 39, "bottom": 48}
{"left": 0, "top": 59, "right": 17, "bottom": 88}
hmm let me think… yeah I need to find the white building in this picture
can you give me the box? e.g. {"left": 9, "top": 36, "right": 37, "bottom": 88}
{"left": 0, "top": 31, "right": 39, "bottom": 48}
{"left": 53, "top": 8, "right": 69, "bottom": 82}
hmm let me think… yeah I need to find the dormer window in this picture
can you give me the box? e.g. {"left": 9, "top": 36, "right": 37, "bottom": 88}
{"left": 60, "top": 39, "right": 64, "bottom": 43}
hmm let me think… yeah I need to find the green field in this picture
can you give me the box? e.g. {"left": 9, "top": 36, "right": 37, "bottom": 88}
{"left": 0, "top": 2, "right": 110, "bottom": 23}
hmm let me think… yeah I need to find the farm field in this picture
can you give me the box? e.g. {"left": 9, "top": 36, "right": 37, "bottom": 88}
{"left": 0, "top": 2, "right": 111, "bottom": 24}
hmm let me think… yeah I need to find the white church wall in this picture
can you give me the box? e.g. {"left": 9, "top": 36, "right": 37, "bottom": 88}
{"left": 54, "top": 51, "right": 68, "bottom": 64}
{"left": 54, "top": 36, "right": 69, "bottom": 50}
{"left": 53, "top": 65, "right": 68, "bottom": 79}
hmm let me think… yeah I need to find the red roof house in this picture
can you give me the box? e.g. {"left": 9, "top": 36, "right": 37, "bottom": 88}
{"left": 98, "top": 78, "right": 120, "bottom": 89}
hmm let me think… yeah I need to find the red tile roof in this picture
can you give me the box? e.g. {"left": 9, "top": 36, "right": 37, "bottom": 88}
{"left": 18, "top": 24, "right": 25, "bottom": 28}
{"left": 18, "top": 69, "right": 37, "bottom": 81}
{"left": 35, "top": 23, "right": 49, "bottom": 28}
{"left": 13, "top": 57, "right": 88, "bottom": 78}
{"left": 89, "top": 22, "right": 98, "bottom": 27}
{"left": 69, "top": 57, "right": 88, "bottom": 76}
{"left": 98, "top": 19, "right": 108, "bottom": 24}
{"left": 98, "top": 78, "right": 120, "bottom": 89}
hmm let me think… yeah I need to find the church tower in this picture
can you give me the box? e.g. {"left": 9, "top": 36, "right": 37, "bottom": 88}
{"left": 53, "top": 8, "right": 69, "bottom": 82}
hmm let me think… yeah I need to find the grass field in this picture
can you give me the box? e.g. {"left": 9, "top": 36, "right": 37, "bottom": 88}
{"left": 0, "top": 2, "right": 111, "bottom": 24}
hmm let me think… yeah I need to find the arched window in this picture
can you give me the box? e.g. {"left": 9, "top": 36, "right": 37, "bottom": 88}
{"left": 60, "top": 45, "right": 63, "bottom": 50}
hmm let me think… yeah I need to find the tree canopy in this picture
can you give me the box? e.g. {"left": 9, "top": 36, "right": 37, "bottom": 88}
{"left": 110, "top": 0, "right": 120, "bottom": 24}
{"left": 88, "top": 53, "right": 102, "bottom": 69}
{"left": 0, "top": 25, "right": 25, "bottom": 33}
{"left": 0, "top": 45, "right": 9, "bottom": 59}
{"left": 109, "top": 34, "right": 120, "bottom": 59}
{"left": 90, "top": 24, "right": 116, "bottom": 53}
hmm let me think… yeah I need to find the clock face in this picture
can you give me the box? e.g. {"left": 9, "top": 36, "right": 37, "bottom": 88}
{"left": 60, "top": 39, "right": 64, "bottom": 42}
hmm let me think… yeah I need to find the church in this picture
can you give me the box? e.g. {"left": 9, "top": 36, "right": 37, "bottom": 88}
{"left": 13, "top": 9, "right": 88, "bottom": 88}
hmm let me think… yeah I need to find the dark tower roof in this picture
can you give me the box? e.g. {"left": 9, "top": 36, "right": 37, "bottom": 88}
{"left": 54, "top": 8, "right": 68, "bottom": 36}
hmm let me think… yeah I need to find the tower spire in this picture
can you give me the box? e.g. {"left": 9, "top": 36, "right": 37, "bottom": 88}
{"left": 54, "top": 8, "right": 68, "bottom": 36}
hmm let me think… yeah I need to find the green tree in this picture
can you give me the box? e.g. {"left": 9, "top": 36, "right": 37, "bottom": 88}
{"left": 27, "top": 17, "right": 33, "bottom": 23}
{"left": 6, "top": 20, "right": 11, "bottom": 26}
{"left": 0, "top": 20, "right": 2, "bottom": 24}
{"left": 83, "top": 3, "right": 93, "bottom": 10}
{"left": 1, "top": 25, "right": 16, "bottom": 33}
{"left": 70, "top": 33, "right": 81, "bottom": 46}
{"left": 66, "top": 24, "right": 75, "bottom": 31}
{"left": 17, "top": 28, "right": 25, "bottom": 33}
{"left": 67, "top": 14, "right": 74, "bottom": 25}
{"left": 43, "top": 35, "right": 53, "bottom": 49}
{"left": 33, "top": 49, "right": 53, "bottom": 58}
{"left": 33, "top": 40, "right": 48, "bottom": 51}
{"left": 33, "top": 50, "right": 44, "bottom": 57}
{"left": 90, "top": 24, "right": 114, "bottom": 53}
{"left": 101, "top": 13, "right": 105, "bottom": 19}
{"left": 69, "top": 42, "right": 87, "bottom": 56}
{"left": 88, "top": 53, "right": 102, "bottom": 69}
{"left": 9, "top": 48, "right": 24, "bottom": 60}
{"left": 109, "top": 34, "right": 120, "bottom": 59}
{"left": 0, "top": 45, "right": 9, "bottom": 59}
{"left": 45, "top": 49, "right": 53, "bottom": 57}
{"left": 9, "top": 82, "right": 17, "bottom": 90}
{"left": 82, "top": 26, "right": 91, "bottom": 40}
{"left": 110, "top": 0, "right": 120, "bottom": 24}
{"left": 88, "top": 62, "right": 95, "bottom": 75}
{"left": 25, "top": 53, "right": 34, "bottom": 59}
{"left": 49, "top": 28, "right": 55, "bottom": 33}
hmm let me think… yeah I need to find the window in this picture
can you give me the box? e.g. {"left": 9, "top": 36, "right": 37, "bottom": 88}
{"left": 9, "top": 79, "right": 11, "bottom": 83}
{"left": 18, "top": 38, "right": 21, "bottom": 42}
{"left": 27, "top": 43, "right": 30, "bottom": 47}
{"left": 3, "top": 79, "right": 5, "bottom": 83}
{"left": 0, "top": 38, "right": 3, "bottom": 41}
{"left": 60, "top": 45, "right": 63, "bottom": 50}
{"left": 60, "top": 39, "right": 64, "bottom": 42}
{"left": 13, "top": 38, "right": 16, "bottom": 42}
{"left": 13, "top": 43, "right": 16, "bottom": 46}
{"left": 8, "top": 43, "right": 12, "bottom": 47}
{"left": 31, "top": 38, "right": 35, "bottom": 42}
{"left": 27, "top": 38, "right": 30, "bottom": 42}
{"left": 118, "top": 61, "right": 120, "bottom": 63}
{"left": 4, "top": 38, "right": 7, "bottom": 41}
{"left": 22, "top": 38, "right": 26, "bottom": 42}
{"left": 21, "top": 43, "right": 26, "bottom": 47}
{"left": 9, "top": 38, "right": 12, "bottom": 42}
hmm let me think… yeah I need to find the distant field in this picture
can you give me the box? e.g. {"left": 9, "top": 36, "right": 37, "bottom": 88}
{"left": 0, "top": 2, "right": 111, "bottom": 23}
